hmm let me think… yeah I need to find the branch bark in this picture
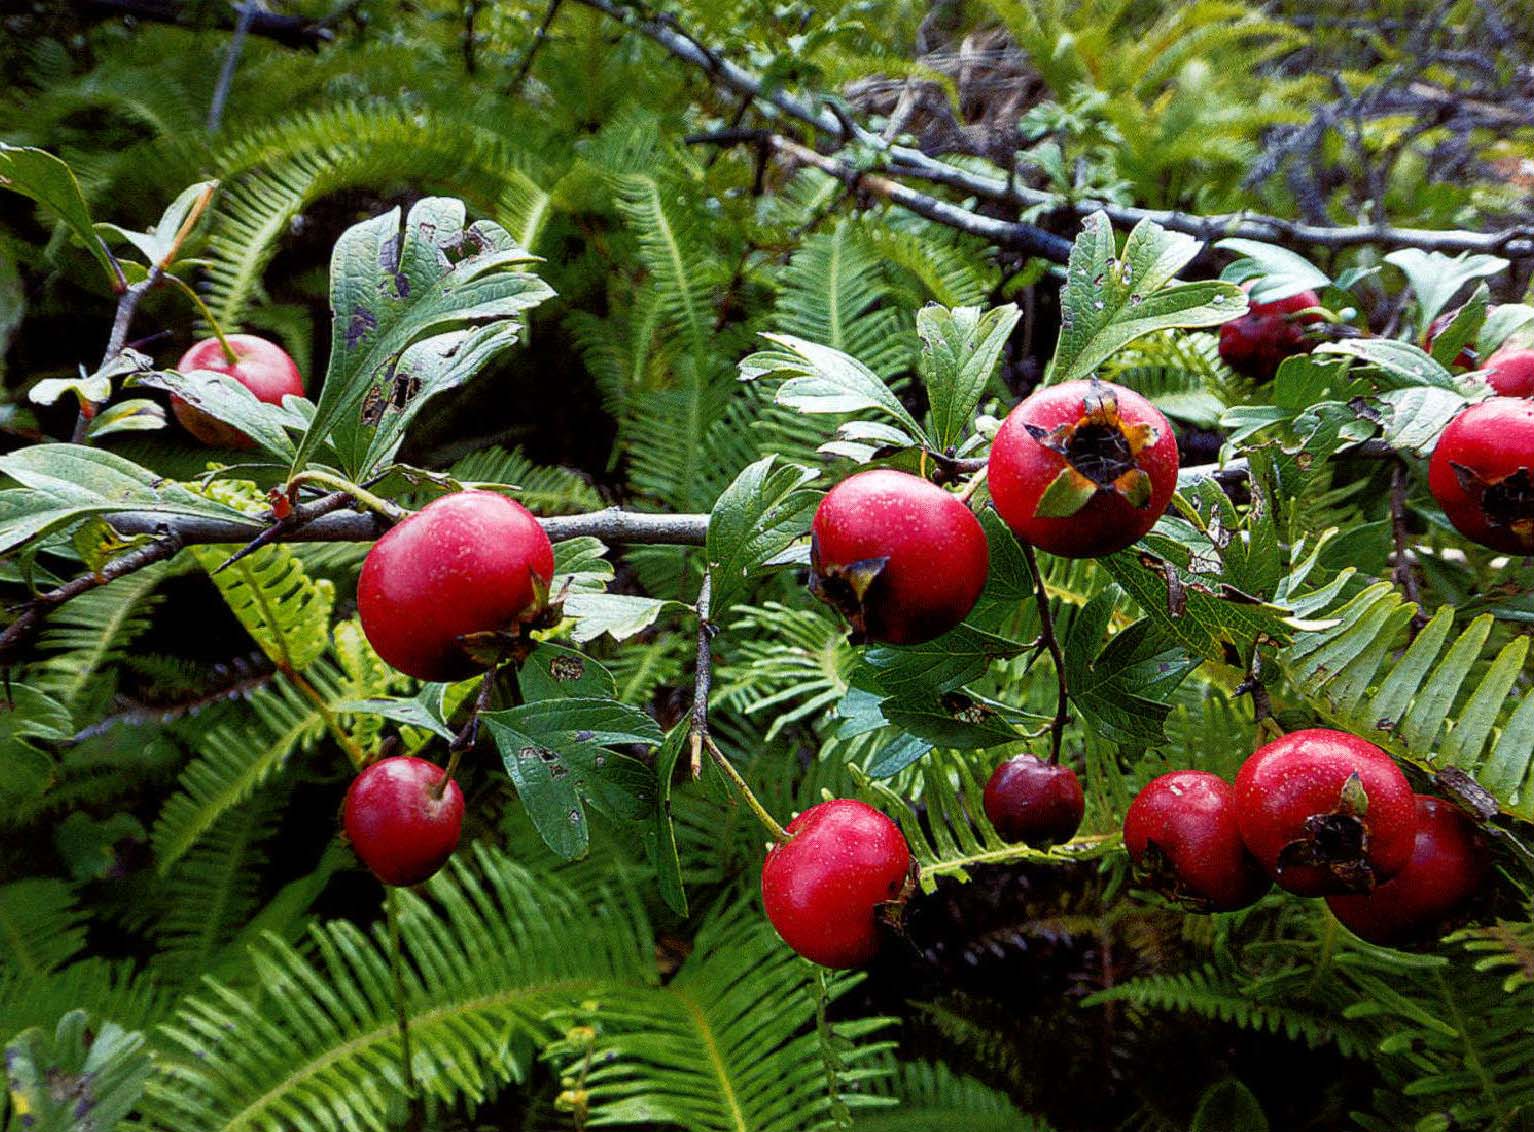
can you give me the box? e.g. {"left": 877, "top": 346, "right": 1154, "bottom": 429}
{"left": 79, "top": 0, "right": 333, "bottom": 48}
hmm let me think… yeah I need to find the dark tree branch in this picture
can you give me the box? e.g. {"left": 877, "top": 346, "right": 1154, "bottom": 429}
{"left": 507, "top": 0, "right": 564, "bottom": 95}
{"left": 207, "top": 2, "right": 254, "bottom": 132}
{"left": 80, "top": 0, "right": 333, "bottom": 48}
{"left": 1021, "top": 543, "right": 1069, "bottom": 765}
{"left": 689, "top": 574, "right": 714, "bottom": 777}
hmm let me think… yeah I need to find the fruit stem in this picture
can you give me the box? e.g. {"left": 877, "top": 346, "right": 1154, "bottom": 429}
{"left": 702, "top": 733, "right": 792, "bottom": 843}
{"left": 956, "top": 465, "right": 989, "bottom": 507}
{"left": 433, "top": 662, "right": 502, "bottom": 799}
{"left": 286, "top": 470, "right": 407, "bottom": 522}
{"left": 163, "top": 273, "right": 241, "bottom": 365}
{"left": 1021, "top": 543, "right": 1069, "bottom": 765}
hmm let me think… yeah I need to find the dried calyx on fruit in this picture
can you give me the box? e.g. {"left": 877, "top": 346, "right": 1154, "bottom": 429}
{"left": 1428, "top": 398, "right": 1534, "bottom": 555}
{"left": 988, "top": 378, "right": 1178, "bottom": 559}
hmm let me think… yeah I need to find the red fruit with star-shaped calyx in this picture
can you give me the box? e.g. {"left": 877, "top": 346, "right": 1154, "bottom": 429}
{"left": 988, "top": 379, "right": 1178, "bottom": 559}
{"left": 1482, "top": 346, "right": 1534, "bottom": 398}
{"left": 358, "top": 491, "right": 555, "bottom": 681}
{"left": 1234, "top": 729, "right": 1416, "bottom": 897}
{"left": 172, "top": 334, "right": 304, "bottom": 448}
{"left": 809, "top": 469, "right": 989, "bottom": 645}
{"left": 343, "top": 756, "right": 464, "bottom": 886}
{"left": 1325, "top": 794, "right": 1490, "bottom": 948}
{"left": 983, "top": 754, "right": 1084, "bottom": 846}
{"left": 1123, "top": 770, "right": 1270, "bottom": 911}
{"left": 760, "top": 799, "right": 912, "bottom": 969}
{"left": 1428, "top": 398, "right": 1534, "bottom": 555}
{"left": 1217, "top": 283, "right": 1322, "bottom": 380}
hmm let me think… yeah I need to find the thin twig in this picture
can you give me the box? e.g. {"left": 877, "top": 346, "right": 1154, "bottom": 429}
{"left": 507, "top": 0, "right": 564, "bottom": 95}
{"left": 80, "top": 0, "right": 333, "bottom": 47}
{"left": 206, "top": 1, "right": 254, "bottom": 132}
{"left": 1390, "top": 459, "right": 1429, "bottom": 636}
{"left": 434, "top": 661, "right": 502, "bottom": 797}
{"left": 1021, "top": 543, "right": 1068, "bottom": 765}
{"left": 688, "top": 575, "right": 714, "bottom": 778}
{"left": 384, "top": 887, "right": 421, "bottom": 1126}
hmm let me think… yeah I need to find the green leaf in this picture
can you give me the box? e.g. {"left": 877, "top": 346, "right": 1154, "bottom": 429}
{"left": 881, "top": 689, "right": 1033, "bottom": 750}
{"left": 645, "top": 722, "right": 690, "bottom": 916}
{"left": 706, "top": 455, "right": 821, "bottom": 616}
{"left": 1217, "top": 238, "right": 1330, "bottom": 302}
{"left": 85, "top": 399, "right": 167, "bottom": 438}
{"left": 95, "top": 179, "right": 217, "bottom": 268}
{"left": 1374, "top": 386, "right": 1468, "bottom": 458}
{"left": 0, "top": 685, "right": 71, "bottom": 812}
{"left": 862, "top": 625, "right": 1028, "bottom": 701}
{"left": 1384, "top": 247, "right": 1508, "bottom": 328}
{"left": 1064, "top": 598, "right": 1198, "bottom": 747}
{"left": 335, "top": 685, "right": 456, "bottom": 742}
{"left": 291, "top": 197, "right": 554, "bottom": 479}
{"left": 131, "top": 368, "right": 303, "bottom": 459}
{"left": 4, "top": 1011, "right": 151, "bottom": 1132}
{"left": 1191, "top": 1079, "right": 1269, "bottom": 1132}
{"left": 0, "top": 144, "right": 117, "bottom": 284}
{"left": 919, "top": 303, "right": 1021, "bottom": 450}
{"left": 518, "top": 643, "right": 616, "bottom": 702}
{"left": 0, "top": 443, "right": 246, "bottom": 557}
{"left": 1316, "top": 338, "right": 1468, "bottom": 392}
{"left": 1428, "top": 284, "right": 1488, "bottom": 367}
{"left": 1053, "top": 213, "right": 1244, "bottom": 383}
{"left": 742, "top": 332, "right": 925, "bottom": 441}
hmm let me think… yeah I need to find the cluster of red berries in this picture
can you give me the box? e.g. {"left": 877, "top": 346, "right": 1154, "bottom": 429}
{"left": 1124, "top": 728, "right": 1489, "bottom": 947}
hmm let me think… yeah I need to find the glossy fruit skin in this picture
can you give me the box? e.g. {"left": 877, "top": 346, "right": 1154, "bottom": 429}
{"left": 761, "top": 799, "right": 911, "bottom": 969}
{"left": 172, "top": 334, "right": 304, "bottom": 448}
{"left": 1424, "top": 310, "right": 1478, "bottom": 370}
{"left": 1123, "top": 771, "right": 1270, "bottom": 911}
{"left": 982, "top": 755, "right": 1084, "bottom": 846}
{"left": 1326, "top": 795, "right": 1490, "bottom": 947}
{"left": 1234, "top": 729, "right": 1416, "bottom": 896}
{"left": 1217, "top": 284, "right": 1321, "bottom": 380}
{"left": 810, "top": 469, "right": 989, "bottom": 645}
{"left": 1483, "top": 347, "right": 1534, "bottom": 397}
{"left": 343, "top": 756, "right": 464, "bottom": 886}
{"left": 358, "top": 491, "right": 555, "bottom": 681}
{"left": 988, "top": 380, "right": 1178, "bottom": 559}
{"left": 1427, "top": 398, "right": 1534, "bottom": 555}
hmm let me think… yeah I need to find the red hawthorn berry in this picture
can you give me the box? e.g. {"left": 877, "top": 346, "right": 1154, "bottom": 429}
{"left": 988, "top": 379, "right": 1178, "bottom": 559}
{"left": 809, "top": 469, "right": 989, "bottom": 645}
{"left": 343, "top": 756, "right": 464, "bottom": 886}
{"left": 1482, "top": 346, "right": 1534, "bottom": 398}
{"left": 358, "top": 491, "right": 555, "bottom": 681}
{"left": 760, "top": 799, "right": 912, "bottom": 969}
{"left": 982, "top": 754, "right": 1084, "bottom": 846}
{"left": 1325, "top": 795, "right": 1490, "bottom": 948}
{"left": 172, "top": 334, "right": 304, "bottom": 448}
{"left": 1217, "top": 283, "right": 1322, "bottom": 380}
{"left": 1424, "top": 309, "right": 1478, "bottom": 370}
{"left": 1123, "top": 770, "right": 1270, "bottom": 911}
{"left": 1427, "top": 398, "right": 1534, "bottom": 555}
{"left": 1234, "top": 729, "right": 1416, "bottom": 896}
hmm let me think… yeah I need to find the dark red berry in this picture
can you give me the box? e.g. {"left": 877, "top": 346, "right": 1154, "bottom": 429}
{"left": 343, "top": 756, "right": 464, "bottom": 886}
{"left": 173, "top": 334, "right": 304, "bottom": 448}
{"left": 1234, "top": 729, "right": 1416, "bottom": 896}
{"left": 988, "top": 379, "right": 1178, "bottom": 559}
{"left": 1325, "top": 795, "right": 1490, "bottom": 948}
{"left": 982, "top": 754, "right": 1084, "bottom": 846}
{"left": 359, "top": 491, "right": 554, "bottom": 681}
{"left": 1123, "top": 770, "right": 1270, "bottom": 911}
{"left": 810, "top": 469, "right": 989, "bottom": 645}
{"left": 1217, "top": 283, "right": 1321, "bottom": 380}
{"left": 1428, "top": 398, "right": 1534, "bottom": 555}
{"left": 1424, "top": 309, "right": 1478, "bottom": 370}
{"left": 1483, "top": 346, "right": 1534, "bottom": 397}
{"left": 761, "top": 799, "right": 911, "bottom": 969}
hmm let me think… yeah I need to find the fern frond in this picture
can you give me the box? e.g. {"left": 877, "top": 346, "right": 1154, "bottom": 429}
{"left": 715, "top": 602, "right": 855, "bottom": 742}
{"left": 1098, "top": 329, "right": 1247, "bottom": 428}
{"left": 145, "top": 846, "right": 652, "bottom": 1132}
{"left": 29, "top": 561, "right": 168, "bottom": 715}
{"left": 447, "top": 446, "right": 604, "bottom": 514}
{"left": 0, "top": 878, "right": 85, "bottom": 977}
{"left": 856, "top": 1058, "right": 1054, "bottom": 1131}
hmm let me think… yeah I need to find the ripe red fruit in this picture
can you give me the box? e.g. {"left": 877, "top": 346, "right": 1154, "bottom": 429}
{"left": 1424, "top": 309, "right": 1477, "bottom": 370}
{"left": 1234, "top": 729, "right": 1416, "bottom": 896}
{"left": 1482, "top": 346, "right": 1534, "bottom": 397}
{"left": 343, "top": 756, "right": 464, "bottom": 886}
{"left": 760, "top": 799, "right": 911, "bottom": 969}
{"left": 1217, "top": 283, "right": 1321, "bottom": 380}
{"left": 1123, "top": 770, "right": 1270, "bottom": 911}
{"left": 988, "top": 379, "right": 1178, "bottom": 559}
{"left": 1326, "top": 795, "right": 1490, "bottom": 947}
{"left": 982, "top": 754, "right": 1084, "bottom": 846}
{"left": 810, "top": 469, "right": 989, "bottom": 645}
{"left": 1427, "top": 398, "right": 1534, "bottom": 555}
{"left": 172, "top": 334, "right": 304, "bottom": 448}
{"left": 359, "top": 491, "right": 555, "bottom": 681}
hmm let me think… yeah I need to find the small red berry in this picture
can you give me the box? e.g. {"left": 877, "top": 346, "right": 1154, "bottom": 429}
{"left": 1325, "top": 795, "right": 1490, "bottom": 947}
{"left": 988, "top": 379, "right": 1178, "bottom": 559}
{"left": 982, "top": 754, "right": 1084, "bottom": 846}
{"left": 1217, "top": 283, "right": 1321, "bottom": 380}
{"left": 810, "top": 469, "right": 989, "bottom": 645}
{"left": 343, "top": 756, "right": 464, "bottom": 886}
{"left": 761, "top": 799, "right": 911, "bottom": 969}
{"left": 173, "top": 334, "right": 304, "bottom": 448}
{"left": 1424, "top": 309, "right": 1478, "bottom": 370}
{"left": 1482, "top": 346, "right": 1534, "bottom": 398}
{"left": 1123, "top": 770, "right": 1270, "bottom": 911}
{"left": 1234, "top": 729, "right": 1416, "bottom": 896}
{"left": 1428, "top": 398, "right": 1534, "bottom": 555}
{"left": 359, "top": 491, "right": 555, "bottom": 681}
